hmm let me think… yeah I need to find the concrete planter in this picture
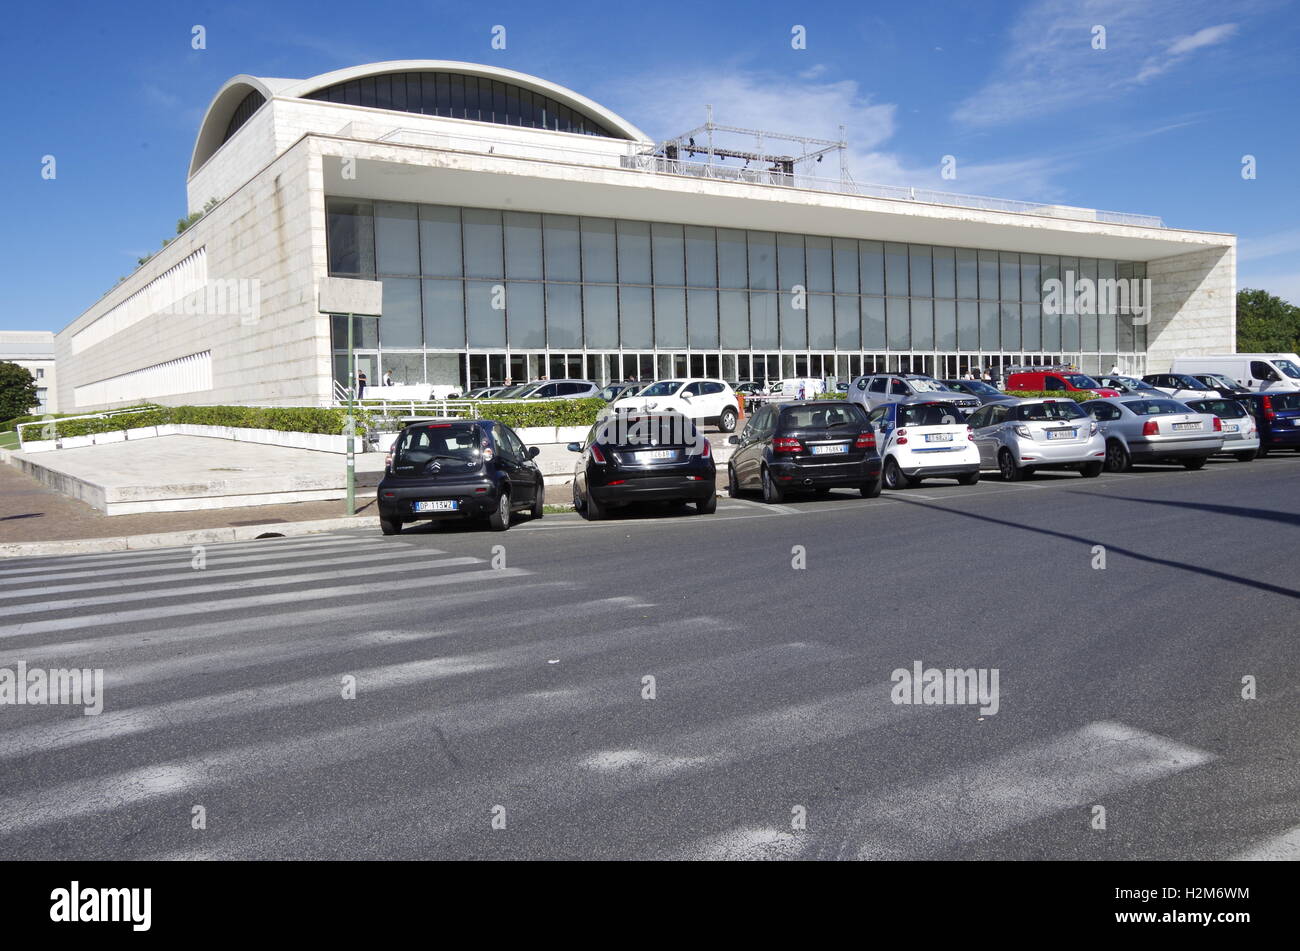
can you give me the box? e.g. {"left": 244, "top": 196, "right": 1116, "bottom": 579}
{"left": 59, "top": 435, "right": 95, "bottom": 450}
{"left": 93, "top": 430, "right": 127, "bottom": 445}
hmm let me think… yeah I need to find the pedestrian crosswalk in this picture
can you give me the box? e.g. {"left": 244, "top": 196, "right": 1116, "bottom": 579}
{"left": 0, "top": 532, "right": 1278, "bottom": 860}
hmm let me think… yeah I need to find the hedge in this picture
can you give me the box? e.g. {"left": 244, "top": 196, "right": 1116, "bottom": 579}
{"left": 996, "top": 389, "right": 1097, "bottom": 403}
{"left": 32, "top": 405, "right": 373, "bottom": 440}
{"left": 368, "top": 397, "right": 607, "bottom": 433}
{"left": 2, "top": 406, "right": 159, "bottom": 432}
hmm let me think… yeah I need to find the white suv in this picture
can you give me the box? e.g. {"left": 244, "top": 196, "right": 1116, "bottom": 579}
{"left": 608, "top": 378, "right": 741, "bottom": 432}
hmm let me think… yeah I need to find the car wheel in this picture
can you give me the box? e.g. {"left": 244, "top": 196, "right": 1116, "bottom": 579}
{"left": 727, "top": 464, "right": 743, "bottom": 498}
{"left": 379, "top": 516, "right": 402, "bottom": 536}
{"left": 1235, "top": 450, "right": 1258, "bottom": 462}
{"left": 761, "top": 466, "right": 785, "bottom": 503}
{"left": 1104, "top": 440, "right": 1130, "bottom": 473}
{"left": 718, "top": 407, "right": 738, "bottom": 433}
{"left": 860, "top": 478, "right": 882, "bottom": 498}
{"left": 531, "top": 484, "right": 545, "bottom": 519}
{"left": 957, "top": 471, "right": 980, "bottom": 486}
{"left": 1080, "top": 461, "right": 1103, "bottom": 478}
{"left": 695, "top": 493, "right": 717, "bottom": 515}
{"left": 488, "top": 492, "right": 512, "bottom": 531}
{"left": 582, "top": 484, "right": 606, "bottom": 521}
{"left": 882, "top": 457, "right": 912, "bottom": 490}
{"left": 1181, "top": 456, "right": 1207, "bottom": 470}
{"left": 998, "top": 449, "right": 1022, "bottom": 482}
{"left": 571, "top": 480, "right": 585, "bottom": 512}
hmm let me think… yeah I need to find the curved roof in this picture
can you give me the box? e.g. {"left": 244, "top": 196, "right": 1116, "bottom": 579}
{"left": 190, "top": 60, "right": 650, "bottom": 176}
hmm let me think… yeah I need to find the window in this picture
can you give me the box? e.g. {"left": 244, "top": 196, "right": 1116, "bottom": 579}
{"left": 890, "top": 379, "right": 909, "bottom": 395}
{"left": 869, "top": 377, "right": 887, "bottom": 393}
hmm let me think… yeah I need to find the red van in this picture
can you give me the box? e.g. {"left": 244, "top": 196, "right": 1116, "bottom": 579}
{"left": 1005, "top": 368, "right": 1119, "bottom": 398}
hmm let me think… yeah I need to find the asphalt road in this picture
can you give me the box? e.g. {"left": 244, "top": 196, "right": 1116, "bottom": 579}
{"left": 2, "top": 453, "right": 1298, "bottom": 860}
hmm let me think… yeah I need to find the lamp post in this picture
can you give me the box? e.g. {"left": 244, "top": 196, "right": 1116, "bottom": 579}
{"left": 346, "top": 312, "right": 356, "bottom": 516}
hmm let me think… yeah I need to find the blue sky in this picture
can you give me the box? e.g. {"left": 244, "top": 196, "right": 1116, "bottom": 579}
{"left": 2, "top": 0, "right": 1298, "bottom": 332}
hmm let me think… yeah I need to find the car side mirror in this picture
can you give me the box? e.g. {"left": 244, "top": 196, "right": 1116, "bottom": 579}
{"left": 681, "top": 392, "right": 693, "bottom": 400}
{"left": 728, "top": 435, "right": 739, "bottom": 445}
{"left": 566, "top": 442, "right": 581, "bottom": 452}
{"left": 528, "top": 446, "right": 540, "bottom": 459}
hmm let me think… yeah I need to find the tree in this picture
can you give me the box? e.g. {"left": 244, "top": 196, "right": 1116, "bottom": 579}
{"left": 0, "top": 362, "right": 39, "bottom": 422}
{"left": 1237, "top": 288, "right": 1300, "bottom": 353}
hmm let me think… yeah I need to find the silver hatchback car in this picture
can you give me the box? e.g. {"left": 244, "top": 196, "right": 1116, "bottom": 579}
{"left": 848, "top": 373, "right": 981, "bottom": 416}
{"left": 1082, "top": 397, "right": 1225, "bottom": 471}
{"left": 968, "top": 398, "right": 1107, "bottom": 480}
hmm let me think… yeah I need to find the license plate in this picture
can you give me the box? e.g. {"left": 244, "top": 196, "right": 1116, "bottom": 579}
{"left": 1174, "top": 422, "right": 1200, "bottom": 431}
{"left": 811, "top": 444, "right": 849, "bottom": 455}
{"left": 636, "top": 450, "right": 673, "bottom": 462}
{"left": 1222, "top": 423, "right": 1238, "bottom": 432}
{"left": 414, "top": 500, "right": 458, "bottom": 512}
{"left": 924, "top": 433, "right": 954, "bottom": 442}
{"left": 1046, "top": 429, "right": 1073, "bottom": 440}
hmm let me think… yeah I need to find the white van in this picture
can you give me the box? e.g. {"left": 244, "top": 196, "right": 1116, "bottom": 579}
{"left": 1169, "top": 353, "right": 1300, "bottom": 393}
{"left": 767, "top": 378, "right": 826, "bottom": 398}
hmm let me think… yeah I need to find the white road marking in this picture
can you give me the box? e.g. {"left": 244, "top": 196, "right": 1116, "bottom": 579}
{"left": 1230, "top": 823, "right": 1300, "bottom": 860}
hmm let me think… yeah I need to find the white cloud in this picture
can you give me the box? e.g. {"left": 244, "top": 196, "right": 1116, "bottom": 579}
{"left": 1237, "top": 228, "right": 1300, "bottom": 263}
{"left": 953, "top": 0, "right": 1241, "bottom": 127}
{"left": 1136, "top": 23, "right": 1237, "bottom": 81}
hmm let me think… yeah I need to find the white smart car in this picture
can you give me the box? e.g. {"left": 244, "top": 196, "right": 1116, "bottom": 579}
{"left": 863, "top": 396, "right": 981, "bottom": 489}
{"left": 608, "top": 378, "right": 741, "bottom": 432}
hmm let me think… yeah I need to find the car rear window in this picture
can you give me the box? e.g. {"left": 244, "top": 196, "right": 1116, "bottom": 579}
{"left": 898, "top": 402, "right": 964, "bottom": 426}
{"left": 1267, "top": 393, "right": 1300, "bottom": 411}
{"left": 1063, "top": 374, "right": 1103, "bottom": 388}
{"left": 1187, "top": 399, "right": 1246, "bottom": 418}
{"left": 1122, "top": 399, "right": 1192, "bottom": 416}
{"left": 393, "top": 424, "right": 484, "bottom": 463}
{"left": 779, "top": 404, "right": 865, "bottom": 429}
{"left": 596, "top": 414, "right": 698, "bottom": 447}
{"left": 1010, "top": 401, "right": 1087, "bottom": 421}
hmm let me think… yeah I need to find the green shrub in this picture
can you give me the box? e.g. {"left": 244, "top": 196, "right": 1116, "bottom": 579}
{"left": 36, "top": 405, "right": 373, "bottom": 441}
{"left": 997, "top": 389, "right": 1097, "bottom": 403}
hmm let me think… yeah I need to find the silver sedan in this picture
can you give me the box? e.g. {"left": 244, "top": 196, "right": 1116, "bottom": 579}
{"left": 968, "top": 398, "right": 1107, "bottom": 480}
{"left": 1082, "top": 397, "right": 1225, "bottom": 471}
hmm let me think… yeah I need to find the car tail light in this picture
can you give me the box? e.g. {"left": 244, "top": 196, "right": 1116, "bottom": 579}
{"left": 896, "top": 428, "right": 907, "bottom": 437}
{"left": 589, "top": 443, "right": 607, "bottom": 464}
{"left": 606, "top": 479, "right": 625, "bottom": 486}
{"left": 1262, "top": 396, "right": 1276, "bottom": 421}
{"left": 968, "top": 428, "right": 976, "bottom": 441}
{"left": 1212, "top": 416, "right": 1222, "bottom": 432}
{"left": 897, "top": 436, "right": 909, "bottom": 445}
{"left": 1014, "top": 425, "right": 1032, "bottom": 438}
{"left": 773, "top": 437, "right": 803, "bottom": 454}
{"left": 854, "top": 431, "right": 876, "bottom": 449}
{"left": 1089, "top": 422, "right": 1099, "bottom": 436}
{"left": 702, "top": 438, "right": 712, "bottom": 458}
{"left": 1142, "top": 420, "right": 1160, "bottom": 436}
{"left": 384, "top": 441, "right": 396, "bottom": 470}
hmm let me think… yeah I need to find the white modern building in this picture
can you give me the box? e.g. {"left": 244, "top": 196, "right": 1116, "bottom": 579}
{"left": 1, "top": 330, "right": 58, "bottom": 414}
{"left": 54, "top": 60, "right": 1237, "bottom": 411}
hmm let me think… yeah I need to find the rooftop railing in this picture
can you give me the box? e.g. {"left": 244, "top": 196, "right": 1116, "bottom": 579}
{"left": 374, "top": 126, "right": 1165, "bottom": 229}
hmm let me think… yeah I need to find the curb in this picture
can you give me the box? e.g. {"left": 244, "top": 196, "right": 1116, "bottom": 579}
{"left": 0, "top": 515, "right": 380, "bottom": 560}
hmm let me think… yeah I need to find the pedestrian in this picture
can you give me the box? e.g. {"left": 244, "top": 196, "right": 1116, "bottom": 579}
{"left": 383, "top": 370, "right": 393, "bottom": 387}
{"left": 1109, "top": 363, "right": 1120, "bottom": 376}
{"left": 357, "top": 370, "right": 367, "bottom": 399}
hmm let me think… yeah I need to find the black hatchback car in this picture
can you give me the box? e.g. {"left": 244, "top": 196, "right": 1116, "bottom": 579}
{"left": 1235, "top": 391, "right": 1300, "bottom": 455}
{"left": 377, "top": 419, "right": 544, "bottom": 534}
{"left": 726, "top": 400, "right": 883, "bottom": 503}
{"left": 568, "top": 412, "right": 716, "bottom": 519}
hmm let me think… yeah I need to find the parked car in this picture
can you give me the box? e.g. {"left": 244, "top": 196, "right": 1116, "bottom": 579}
{"left": 863, "top": 397, "right": 981, "bottom": 489}
{"left": 463, "top": 386, "right": 507, "bottom": 399}
{"left": 848, "top": 373, "right": 980, "bottom": 415}
{"left": 1234, "top": 392, "right": 1300, "bottom": 455}
{"left": 1005, "top": 368, "right": 1119, "bottom": 398}
{"left": 1095, "top": 375, "right": 1165, "bottom": 397}
{"left": 1141, "top": 373, "right": 1219, "bottom": 402}
{"left": 1182, "top": 397, "right": 1260, "bottom": 461}
{"left": 597, "top": 382, "right": 639, "bottom": 403}
{"left": 376, "top": 419, "right": 544, "bottom": 534}
{"left": 733, "top": 381, "right": 766, "bottom": 396}
{"left": 492, "top": 383, "right": 536, "bottom": 399}
{"left": 518, "top": 379, "right": 600, "bottom": 399}
{"left": 1189, "top": 373, "right": 1251, "bottom": 398}
{"left": 1081, "top": 397, "right": 1224, "bottom": 472}
{"left": 568, "top": 412, "right": 716, "bottom": 519}
{"left": 726, "top": 400, "right": 882, "bottom": 503}
{"left": 608, "top": 378, "right": 741, "bottom": 432}
{"left": 941, "top": 378, "right": 1013, "bottom": 405}
{"left": 1170, "top": 353, "right": 1300, "bottom": 393}
{"left": 968, "top": 398, "right": 1106, "bottom": 481}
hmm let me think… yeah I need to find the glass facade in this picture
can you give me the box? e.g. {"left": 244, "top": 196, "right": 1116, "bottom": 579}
{"left": 303, "top": 71, "right": 619, "bottom": 138}
{"left": 326, "top": 198, "right": 1150, "bottom": 390}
